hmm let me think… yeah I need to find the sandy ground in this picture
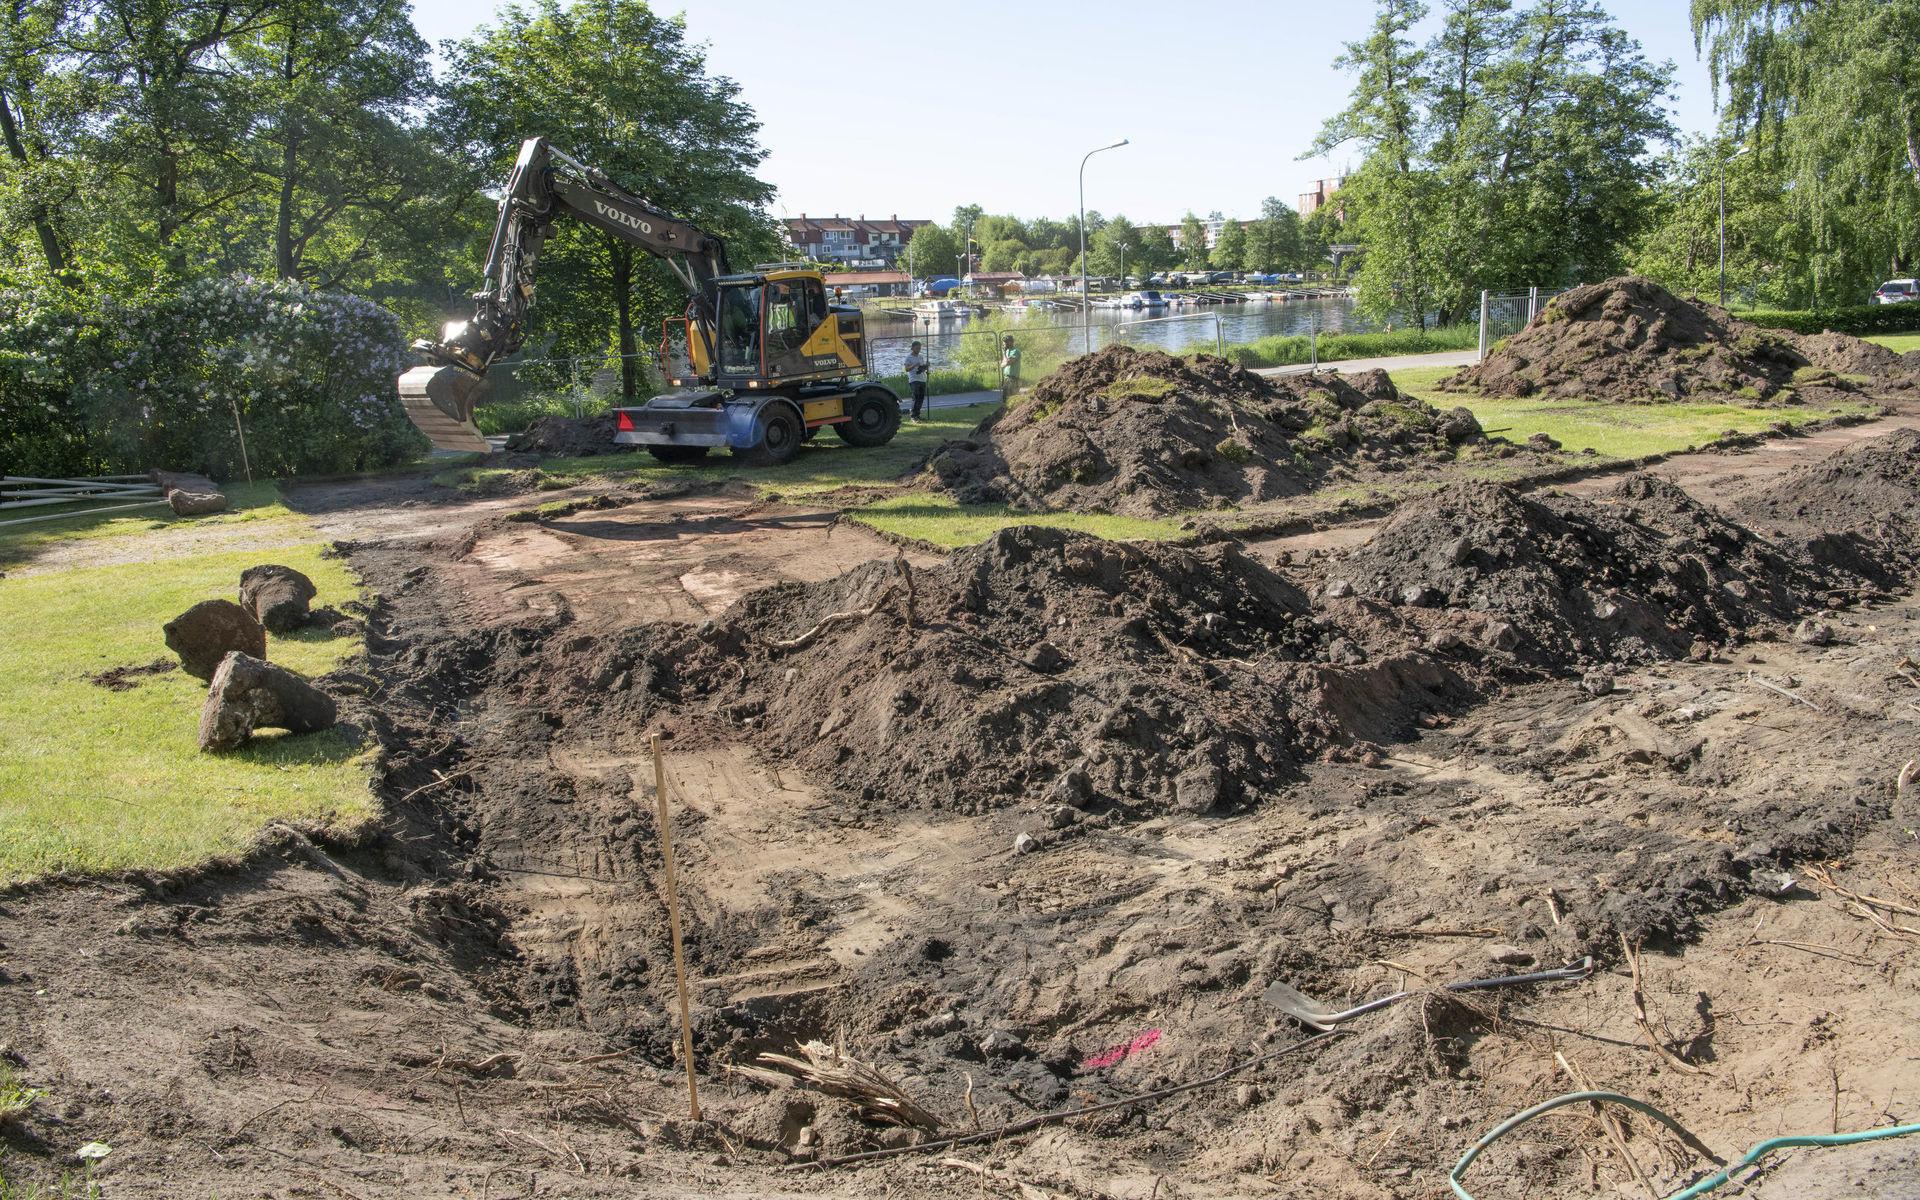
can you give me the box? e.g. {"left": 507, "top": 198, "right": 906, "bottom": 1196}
{"left": 1, "top": 438, "right": 1917, "bottom": 1199}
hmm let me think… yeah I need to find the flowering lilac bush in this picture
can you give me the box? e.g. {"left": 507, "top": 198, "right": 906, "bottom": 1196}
{"left": 1, "top": 277, "right": 427, "bottom": 480}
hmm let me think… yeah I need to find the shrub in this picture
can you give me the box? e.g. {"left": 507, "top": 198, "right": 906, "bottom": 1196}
{"left": 1744, "top": 304, "right": 1920, "bottom": 336}
{"left": 1214, "top": 437, "right": 1250, "bottom": 463}
{"left": 1, "top": 277, "right": 425, "bottom": 481}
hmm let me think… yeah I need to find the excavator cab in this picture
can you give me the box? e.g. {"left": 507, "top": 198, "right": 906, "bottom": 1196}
{"left": 706, "top": 270, "right": 863, "bottom": 385}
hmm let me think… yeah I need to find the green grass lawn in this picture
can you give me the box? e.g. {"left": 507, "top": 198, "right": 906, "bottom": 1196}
{"left": 0, "top": 528, "right": 372, "bottom": 884}
{"left": 0, "top": 480, "right": 297, "bottom": 568}
{"left": 846, "top": 493, "right": 1185, "bottom": 549}
{"left": 1387, "top": 365, "right": 1874, "bottom": 459}
{"left": 1865, "top": 332, "right": 1920, "bottom": 354}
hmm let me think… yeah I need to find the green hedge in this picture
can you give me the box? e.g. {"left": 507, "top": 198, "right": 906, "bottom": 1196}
{"left": 1742, "top": 303, "right": 1920, "bottom": 336}
{"left": 1219, "top": 323, "right": 1481, "bottom": 369}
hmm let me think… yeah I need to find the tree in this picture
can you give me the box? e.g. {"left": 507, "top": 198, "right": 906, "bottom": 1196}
{"left": 1242, "top": 197, "right": 1303, "bottom": 272}
{"left": 904, "top": 222, "right": 958, "bottom": 280}
{"left": 1314, "top": 0, "right": 1672, "bottom": 324}
{"left": 1178, "top": 211, "right": 1210, "bottom": 267}
{"left": 1090, "top": 214, "right": 1138, "bottom": 278}
{"left": 1632, "top": 134, "right": 1806, "bottom": 308}
{"left": 1133, "top": 225, "right": 1178, "bottom": 273}
{"left": 1212, "top": 218, "right": 1248, "bottom": 271}
{"left": 1694, "top": 0, "right": 1920, "bottom": 302}
{"left": 225, "top": 0, "right": 462, "bottom": 288}
{"left": 981, "top": 237, "right": 1026, "bottom": 272}
{"left": 447, "top": 0, "right": 775, "bottom": 399}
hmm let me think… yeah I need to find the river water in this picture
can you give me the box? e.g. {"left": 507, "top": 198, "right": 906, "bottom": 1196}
{"left": 861, "top": 293, "right": 1378, "bottom": 379}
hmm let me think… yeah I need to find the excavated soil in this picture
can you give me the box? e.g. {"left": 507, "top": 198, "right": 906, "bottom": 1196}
{"left": 1441, "top": 276, "right": 1887, "bottom": 405}
{"left": 1325, "top": 473, "right": 1863, "bottom": 668}
{"left": 3, "top": 441, "right": 1920, "bottom": 1198}
{"left": 929, "top": 346, "right": 1492, "bottom": 516}
{"left": 1733, "top": 427, "right": 1920, "bottom": 587}
{"left": 505, "top": 413, "right": 621, "bottom": 456}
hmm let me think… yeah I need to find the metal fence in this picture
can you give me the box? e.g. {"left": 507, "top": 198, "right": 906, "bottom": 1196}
{"left": 1477, "top": 287, "right": 1573, "bottom": 359}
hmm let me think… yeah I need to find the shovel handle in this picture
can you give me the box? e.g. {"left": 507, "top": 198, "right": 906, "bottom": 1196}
{"left": 1444, "top": 956, "right": 1595, "bottom": 994}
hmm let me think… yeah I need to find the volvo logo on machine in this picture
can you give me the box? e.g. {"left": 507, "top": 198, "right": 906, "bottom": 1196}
{"left": 592, "top": 200, "right": 653, "bottom": 235}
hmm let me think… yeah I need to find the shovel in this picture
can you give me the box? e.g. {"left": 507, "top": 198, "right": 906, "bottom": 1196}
{"left": 1262, "top": 956, "right": 1595, "bottom": 1031}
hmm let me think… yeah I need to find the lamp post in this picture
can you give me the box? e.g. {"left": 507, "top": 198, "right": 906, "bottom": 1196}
{"left": 1079, "top": 138, "right": 1129, "bottom": 352}
{"left": 1117, "top": 241, "right": 1129, "bottom": 291}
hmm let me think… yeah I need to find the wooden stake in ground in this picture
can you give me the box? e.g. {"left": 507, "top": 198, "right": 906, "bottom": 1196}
{"left": 651, "top": 732, "right": 701, "bottom": 1121}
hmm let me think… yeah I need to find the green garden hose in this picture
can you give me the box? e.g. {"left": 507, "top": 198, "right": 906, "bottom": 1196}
{"left": 1448, "top": 1089, "right": 1920, "bottom": 1200}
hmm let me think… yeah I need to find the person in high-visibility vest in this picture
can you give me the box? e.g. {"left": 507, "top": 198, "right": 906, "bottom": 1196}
{"left": 1000, "top": 335, "right": 1021, "bottom": 403}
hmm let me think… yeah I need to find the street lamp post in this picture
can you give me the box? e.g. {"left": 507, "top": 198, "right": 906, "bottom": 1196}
{"left": 1079, "top": 138, "right": 1129, "bottom": 353}
{"left": 1118, "top": 242, "right": 1129, "bottom": 291}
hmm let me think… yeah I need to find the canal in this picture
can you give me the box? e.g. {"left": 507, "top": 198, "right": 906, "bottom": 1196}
{"left": 861, "top": 293, "right": 1379, "bottom": 378}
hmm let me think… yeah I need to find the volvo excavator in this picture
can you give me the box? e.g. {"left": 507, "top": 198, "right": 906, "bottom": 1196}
{"left": 398, "top": 138, "right": 901, "bottom": 464}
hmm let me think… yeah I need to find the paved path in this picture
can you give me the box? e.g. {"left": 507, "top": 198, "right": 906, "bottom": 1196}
{"left": 1255, "top": 348, "right": 1480, "bottom": 378}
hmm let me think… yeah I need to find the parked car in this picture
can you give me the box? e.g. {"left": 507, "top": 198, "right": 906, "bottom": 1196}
{"left": 1874, "top": 278, "right": 1918, "bottom": 304}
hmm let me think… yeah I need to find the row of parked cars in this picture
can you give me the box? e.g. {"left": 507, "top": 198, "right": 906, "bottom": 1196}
{"left": 1139, "top": 271, "right": 1311, "bottom": 288}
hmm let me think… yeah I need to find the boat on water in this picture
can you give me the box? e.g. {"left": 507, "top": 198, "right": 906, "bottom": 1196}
{"left": 1121, "top": 290, "right": 1169, "bottom": 310}
{"left": 911, "top": 299, "right": 970, "bottom": 319}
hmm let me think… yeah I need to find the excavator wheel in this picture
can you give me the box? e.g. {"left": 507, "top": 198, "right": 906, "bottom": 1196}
{"left": 737, "top": 402, "right": 803, "bottom": 467}
{"left": 833, "top": 386, "right": 903, "bottom": 448}
{"left": 646, "top": 445, "right": 709, "bottom": 464}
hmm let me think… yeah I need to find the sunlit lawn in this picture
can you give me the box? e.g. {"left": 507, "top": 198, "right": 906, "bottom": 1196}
{"left": 1387, "top": 365, "right": 1875, "bottom": 459}
{"left": 1864, "top": 332, "right": 1920, "bottom": 354}
{"left": 0, "top": 521, "right": 372, "bottom": 883}
{"left": 846, "top": 493, "right": 1184, "bottom": 549}
{"left": 0, "top": 480, "right": 297, "bottom": 568}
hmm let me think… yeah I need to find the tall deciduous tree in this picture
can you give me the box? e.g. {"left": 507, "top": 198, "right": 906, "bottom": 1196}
{"left": 448, "top": 0, "right": 775, "bottom": 398}
{"left": 1242, "top": 197, "right": 1303, "bottom": 272}
{"left": 1178, "top": 211, "right": 1209, "bottom": 267}
{"left": 1694, "top": 0, "right": 1920, "bottom": 302}
{"left": 1315, "top": 0, "right": 1672, "bottom": 324}
{"left": 1211, "top": 218, "right": 1248, "bottom": 271}
{"left": 904, "top": 222, "right": 958, "bottom": 281}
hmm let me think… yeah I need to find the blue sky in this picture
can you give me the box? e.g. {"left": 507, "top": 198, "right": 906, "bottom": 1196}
{"left": 411, "top": 0, "right": 1720, "bottom": 224}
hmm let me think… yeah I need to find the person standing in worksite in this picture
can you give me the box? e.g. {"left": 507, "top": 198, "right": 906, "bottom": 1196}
{"left": 904, "top": 340, "right": 930, "bottom": 421}
{"left": 1000, "top": 335, "right": 1021, "bottom": 403}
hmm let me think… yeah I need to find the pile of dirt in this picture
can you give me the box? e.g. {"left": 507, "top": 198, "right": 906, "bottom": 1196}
{"left": 1325, "top": 474, "right": 1854, "bottom": 667}
{"left": 928, "top": 346, "right": 1489, "bottom": 516}
{"left": 573, "top": 527, "right": 1465, "bottom": 819}
{"left": 503, "top": 413, "right": 618, "bottom": 456}
{"left": 1734, "top": 428, "right": 1920, "bottom": 586}
{"left": 1794, "top": 330, "right": 1918, "bottom": 382}
{"left": 1440, "top": 276, "right": 1859, "bottom": 405}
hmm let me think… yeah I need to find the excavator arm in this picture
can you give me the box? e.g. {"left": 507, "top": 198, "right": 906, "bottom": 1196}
{"left": 399, "top": 137, "right": 732, "bottom": 451}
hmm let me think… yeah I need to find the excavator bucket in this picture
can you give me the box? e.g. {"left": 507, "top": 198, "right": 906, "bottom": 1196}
{"left": 397, "top": 364, "right": 490, "bottom": 452}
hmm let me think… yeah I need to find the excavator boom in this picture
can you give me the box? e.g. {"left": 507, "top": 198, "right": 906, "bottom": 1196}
{"left": 399, "top": 138, "right": 730, "bottom": 451}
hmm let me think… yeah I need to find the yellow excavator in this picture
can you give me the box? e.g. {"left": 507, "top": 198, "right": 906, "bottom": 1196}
{"left": 399, "top": 138, "right": 901, "bottom": 464}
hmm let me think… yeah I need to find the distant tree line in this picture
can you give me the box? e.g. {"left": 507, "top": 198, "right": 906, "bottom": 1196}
{"left": 892, "top": 199, "right": 1344, "bottom": 285}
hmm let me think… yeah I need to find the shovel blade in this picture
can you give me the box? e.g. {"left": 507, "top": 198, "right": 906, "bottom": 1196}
{"left": 1261, "top": 979, "right": 1339, "bottom": 1030}
{"left": 398, "top": 364, "right": 489, "bottom": 452}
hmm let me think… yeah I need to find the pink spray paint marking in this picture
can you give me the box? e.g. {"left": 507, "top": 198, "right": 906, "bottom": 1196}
{"left": 1080, "top": 1027, "right": 1162, "bottom": 1071}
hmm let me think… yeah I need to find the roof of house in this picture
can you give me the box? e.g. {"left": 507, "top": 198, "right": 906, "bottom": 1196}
{"left": 785, "top": 214, "right": 933, "bottom": 243}
{"left": 824, "top": 271, "right": 910, "bottom": 286}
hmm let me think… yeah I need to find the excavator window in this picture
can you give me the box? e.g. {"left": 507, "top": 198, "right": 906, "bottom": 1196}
{"left": 764, "top": 281, "right": 808, "bottom": 358}
{"left": 717, "top": 284, "right": 759, "bottom": 374}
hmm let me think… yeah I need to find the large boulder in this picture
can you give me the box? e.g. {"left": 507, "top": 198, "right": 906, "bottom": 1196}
{"left": 198, "top": 652, "right": 338, "bottom": 753}
{"left": 149, "top": 470, "right": 228, "bottom": 517}
{"left": 163, "top": 600, "right": 267, "bottom": 681}
{"left": 239, "top": 564, "right": 318, "bottom": 633}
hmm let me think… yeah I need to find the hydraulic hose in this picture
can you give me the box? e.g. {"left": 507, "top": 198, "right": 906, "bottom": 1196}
{"left": 1447, "top": 1089, "right": 1920, "bottom": 1200}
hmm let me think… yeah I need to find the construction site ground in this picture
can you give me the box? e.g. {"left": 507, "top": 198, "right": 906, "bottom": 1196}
{"left": 2, "top": 375, "right": 1918, "bottom": 1199}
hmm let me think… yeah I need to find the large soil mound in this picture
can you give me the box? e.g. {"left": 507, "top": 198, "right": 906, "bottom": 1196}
{"left": 586, "top": 527, "right": 1466, "bottom": 820}
{"left": 1326, "top": 475, "right": 1850, "bottom": 666}
{"left": 928, "top": 346, "right": 1487, "bottom": 516}
{"left": 1441, "top": 276, "right": 1848, "bottom": 404}
{"left": 1734, "top": 428, "right": 1920, "bottom": 586}
{"left": 503, "top": 413, "right": 618, "bottom": 456}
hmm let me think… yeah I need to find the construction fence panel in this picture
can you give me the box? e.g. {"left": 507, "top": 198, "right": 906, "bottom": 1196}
{"left": 1477, "top": 287, "right": 1573, "bottom": 360}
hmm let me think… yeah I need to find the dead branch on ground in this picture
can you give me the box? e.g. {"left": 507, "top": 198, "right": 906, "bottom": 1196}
{"left": 1619, "top": 935, "right": 1709, "bottom": 1076}
{"left": 1557, "top": 1052, "right": 1659, "bottom": 1200}
{"left": 767, "top": 586, "right": 898, "bottom": 653}
{"left": 731, "top": 1040, "right": 940, "bottom": 1131}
